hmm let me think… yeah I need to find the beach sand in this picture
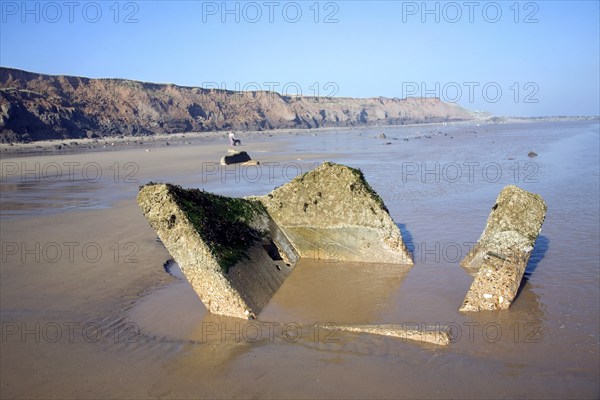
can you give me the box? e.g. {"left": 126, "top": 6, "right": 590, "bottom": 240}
{"left": 1, "top": 120, "right": 598, "bottom": 399}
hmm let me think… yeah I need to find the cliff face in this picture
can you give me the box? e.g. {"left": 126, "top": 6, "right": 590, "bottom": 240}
{"left": 0, "top": 67, "right": 473, "bottom": 143}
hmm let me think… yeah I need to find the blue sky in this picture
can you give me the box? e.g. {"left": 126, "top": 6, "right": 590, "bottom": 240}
{"left": 1, "top": 0, "right": 599, "bottom": 116}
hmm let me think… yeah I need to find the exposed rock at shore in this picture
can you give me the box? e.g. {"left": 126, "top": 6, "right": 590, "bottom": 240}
{"left": 460, "top": 185, "right": 547, "bottom": 311}
{"left": 0, "top": 67, "right": 473, "bottom": 143}
{"left": 258, "top": 162, "right": 413, "bottom": 264}
{"left": 221, "top": 150, "right": 252, "bottom": 165}
{"left": 137, "top": 162, "right": 412, "bottom": 319}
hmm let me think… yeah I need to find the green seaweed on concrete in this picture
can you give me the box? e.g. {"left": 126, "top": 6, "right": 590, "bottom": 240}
{"left": 344, "top": 164, "right": 388, "bottom": 213}
{"left": 165, "top": 184, "right": 263, "bottom": 274}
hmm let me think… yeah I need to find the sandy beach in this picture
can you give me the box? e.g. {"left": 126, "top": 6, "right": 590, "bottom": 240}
{"left": 1, "top": 119, "right": 599, "bottom": 399}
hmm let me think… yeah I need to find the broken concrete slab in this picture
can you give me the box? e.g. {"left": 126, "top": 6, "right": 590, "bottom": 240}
{"left": 137, "top": 162, "right": 413, "bottom": 319}
{"left": 460, "top": 185, "right": 547, "bottom": 311}
{"left": 137, "top": 183, "right": 297, "bottom": 319}
{"left": 321, "top": 323, "right": 450, "bottom": 346}
{"left": 221, "top": 150, "right": 252, "bottom": 165}
{"left": 258, "top": 162, "right": 413, "bottom": 265}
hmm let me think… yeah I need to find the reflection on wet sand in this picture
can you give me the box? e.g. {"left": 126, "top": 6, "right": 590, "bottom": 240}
{"left": 259, "top": 259, "right": 412, "bottom": 324}
{"left": 128, "top": 258, "right": 442, "bottom": 397}
{"left": 129, "top": 259, "right": 412, "bottom": 340}
{"left": 0, "top": 180, "right": 109, "bottom": 217}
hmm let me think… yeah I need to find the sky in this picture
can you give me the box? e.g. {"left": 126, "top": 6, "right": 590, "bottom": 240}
{"left": 1, "top": 0, "right": 599, "bottom": 117}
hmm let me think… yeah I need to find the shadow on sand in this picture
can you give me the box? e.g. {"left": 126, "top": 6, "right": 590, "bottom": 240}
{"left": 518, "top": 235, "right": 550, "bottom": 295}
{"left": 397, "top": 223, "right": 415, "bottom": 254}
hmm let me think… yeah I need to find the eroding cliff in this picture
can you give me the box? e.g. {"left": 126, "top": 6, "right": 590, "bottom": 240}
{"left": 1, "top": 67, "right": 473, "bottom": 142}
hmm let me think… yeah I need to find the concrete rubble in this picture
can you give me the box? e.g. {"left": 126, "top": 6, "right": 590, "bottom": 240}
{"left": 137, "top": 183, "right": 298, "bottom": 319}
{"left": 321, "top": 323, "right": 451, "bottom": 346}
{"left": 460, "top": 185, "right": 547, "bottom": 311}
{"left": 258, "top": 162, "right": 413, "bottom": 264}
{"left": 137, "top": 162, "right": 412, "bottom": 319}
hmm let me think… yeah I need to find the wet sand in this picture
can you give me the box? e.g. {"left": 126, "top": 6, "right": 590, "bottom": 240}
{"left": 1, "top": 120, "right": 598, "bottom": 399}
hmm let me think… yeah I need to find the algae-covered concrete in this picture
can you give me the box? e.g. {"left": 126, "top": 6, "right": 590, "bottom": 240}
{"left": 460, "top": 185, "right": 547, "bottom": 311}
{"left": 258, "top": 162, "right": 413, "bottom": 265}
{"left": 137, "top": 183, "right": 297, "bottom": 319}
